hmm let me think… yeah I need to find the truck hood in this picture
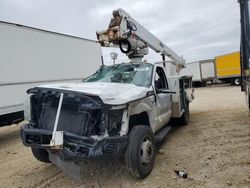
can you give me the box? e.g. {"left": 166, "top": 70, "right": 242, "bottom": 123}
{"left": 37, "top": 82, "right": 152, "bottom": 105}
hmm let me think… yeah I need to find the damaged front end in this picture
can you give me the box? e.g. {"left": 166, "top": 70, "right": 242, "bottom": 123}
{"left": 21, "top": 87, "right": 128, "bottom": 159}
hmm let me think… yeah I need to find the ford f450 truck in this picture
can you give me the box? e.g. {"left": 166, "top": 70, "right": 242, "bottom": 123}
{"left": 21, "top": 9, "right": 194, "bottom": 179}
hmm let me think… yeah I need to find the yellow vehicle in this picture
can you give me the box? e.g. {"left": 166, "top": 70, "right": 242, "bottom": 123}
{"left": 215, "top": 52, "right": 241, "bottom": 85}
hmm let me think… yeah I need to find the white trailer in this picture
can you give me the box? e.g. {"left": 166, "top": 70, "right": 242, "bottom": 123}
{"left": 180, "top": 59, "right": 215, "bottom": 86}
{"left": 200, "top": 59, "right": 216, "bottom": 82}
{"left": 0, "top": 21, "right": 103, "bottom": 126}
{"left": 180, "top": 61, "right": 201, "bottom": 82}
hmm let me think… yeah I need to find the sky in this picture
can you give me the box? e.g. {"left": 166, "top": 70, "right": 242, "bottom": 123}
{"left": 0, "top": 0, "right": 241, "bottom": 64}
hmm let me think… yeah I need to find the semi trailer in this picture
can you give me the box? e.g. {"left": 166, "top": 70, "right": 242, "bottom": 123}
{"left": 180, "top": 59, "right": 216, "bottom": 86}
{"left": 0, "top": 21, "right": 103, "bottom": 126}
{"left": 181, "top": 53, "right": 241, "bottom": 87}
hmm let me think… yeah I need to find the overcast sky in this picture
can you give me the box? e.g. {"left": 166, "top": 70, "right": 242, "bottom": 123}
{"left": 0, "top": 0, "right": 240, "bottom": 64}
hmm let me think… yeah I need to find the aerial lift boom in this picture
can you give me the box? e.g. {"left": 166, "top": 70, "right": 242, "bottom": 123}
{"left": 97, "top": 8, "right": 185, "bottom": 67}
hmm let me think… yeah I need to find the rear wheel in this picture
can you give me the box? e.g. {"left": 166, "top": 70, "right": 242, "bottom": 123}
{"left": 231, "top": 78, "right": 240, "bottom": 86}
{"left": 234, "top": 78, "right": 240, "bottom": 86}
{"left": 125, "top": 125, "right": 156, "bottom": 179}
{"left": 31, "top": 148, "right": 51, "bottom": 163}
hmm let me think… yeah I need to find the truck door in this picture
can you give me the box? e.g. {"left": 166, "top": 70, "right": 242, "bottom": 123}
{"left": 154, "top": 66, "right": 172, "bottom": 130}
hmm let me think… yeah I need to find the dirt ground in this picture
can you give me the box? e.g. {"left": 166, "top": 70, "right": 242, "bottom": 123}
{"left": 0, "top": 85, "right": 249, "bottom": 188}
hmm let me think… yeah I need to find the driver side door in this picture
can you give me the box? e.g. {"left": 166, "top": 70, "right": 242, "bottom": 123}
{"left": 153, "top": 66, "right": 172, "bottom": 131}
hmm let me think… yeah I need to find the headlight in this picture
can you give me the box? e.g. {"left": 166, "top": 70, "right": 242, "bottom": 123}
{"left": 108, "top": 109, "right": 123, "bottom": 136}
{"left": 24, "top": 95, "right": 32, "bottom": 121}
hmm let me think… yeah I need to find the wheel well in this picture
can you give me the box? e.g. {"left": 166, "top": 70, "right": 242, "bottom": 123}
{"left": 129, "top": 112, "right": 150, "bottom": 131}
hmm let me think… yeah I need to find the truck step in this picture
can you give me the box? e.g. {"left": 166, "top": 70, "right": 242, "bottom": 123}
{"left": 154, "top": 126, "right": 172, "bottom": 142}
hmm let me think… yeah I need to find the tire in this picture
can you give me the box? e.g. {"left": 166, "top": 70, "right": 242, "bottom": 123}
{"left": 125, "top": 125, "right": 156, "bottom": 179}
{"left": 31, "top": 147, "right": 51, "bottom": 163}
{"left": 234, "top": 78, "right": 240, "bottom": 86}
{"left": 179, "top": 102, "right": 190, "bottom": 126}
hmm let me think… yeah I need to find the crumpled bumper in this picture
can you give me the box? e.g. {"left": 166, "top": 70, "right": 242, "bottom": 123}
{"left": 20, "top": 124, "right": 128, "bottom": 158}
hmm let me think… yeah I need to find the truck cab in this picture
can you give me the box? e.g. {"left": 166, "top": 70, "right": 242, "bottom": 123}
{"left": 83, "top": 62, "right": 178, "bottom": 132}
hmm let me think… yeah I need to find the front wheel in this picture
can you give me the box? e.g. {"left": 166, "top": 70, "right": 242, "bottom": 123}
{"left": 31, "top": 148, "right": 51, "bottom": 163}
{"left": 125, "top": 125, "right": 156, "bottom": 179}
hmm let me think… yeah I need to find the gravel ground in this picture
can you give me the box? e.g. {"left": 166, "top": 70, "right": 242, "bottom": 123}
{"left": 0, "top": 85, "right": 249, "bottom": 188}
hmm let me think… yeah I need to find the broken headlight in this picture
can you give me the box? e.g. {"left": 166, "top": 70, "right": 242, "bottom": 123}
{"left": 107, "top": 109, "right": 124, "bottom": 136}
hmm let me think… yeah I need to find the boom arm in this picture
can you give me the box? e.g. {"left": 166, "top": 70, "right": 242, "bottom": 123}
{"left": 97, "top": 8, "right": 185, "bottom": 66}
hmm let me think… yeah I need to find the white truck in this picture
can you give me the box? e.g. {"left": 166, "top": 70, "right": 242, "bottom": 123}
{"left": 0, "top": 21, "right": 102, "bottom": 126}
{"left": 180, "top": 59, "right": 216, "bottom": 86}
{"left": 21, "top": 9, "right": 194, "bottom": 179}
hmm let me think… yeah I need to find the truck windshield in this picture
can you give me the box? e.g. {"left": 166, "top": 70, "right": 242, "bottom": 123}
{"left": 83, "top": 63, "right": 153, "bottom": 87}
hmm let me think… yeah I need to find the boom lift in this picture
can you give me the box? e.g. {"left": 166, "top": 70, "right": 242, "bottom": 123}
{"left": 97, "top": 9, "right": 185, "bottom": 72}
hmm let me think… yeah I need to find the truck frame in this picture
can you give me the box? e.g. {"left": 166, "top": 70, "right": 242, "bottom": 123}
{"left": 21, "top": 8, "right": 194, "bottom": 179}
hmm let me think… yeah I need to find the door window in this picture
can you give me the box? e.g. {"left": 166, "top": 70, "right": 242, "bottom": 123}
{"left": 154, "top": 67, "right": 168, "bottom": 89}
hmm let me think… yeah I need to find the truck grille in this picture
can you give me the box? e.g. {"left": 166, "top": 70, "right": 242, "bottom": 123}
{"left": 28, "top": 88, "right": 108, "bottom": 137}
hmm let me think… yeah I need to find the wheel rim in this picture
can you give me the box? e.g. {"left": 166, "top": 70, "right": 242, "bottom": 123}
{"left": 140, "top": 137, "right": 154, "bottom": 165}
{"left": 235, "top": 79, "right": 240, "bottom": 85}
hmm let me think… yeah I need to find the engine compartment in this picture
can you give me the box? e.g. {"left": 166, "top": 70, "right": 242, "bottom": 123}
{"left": 28, "top": 88, "right": 123, "bottom": 138}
